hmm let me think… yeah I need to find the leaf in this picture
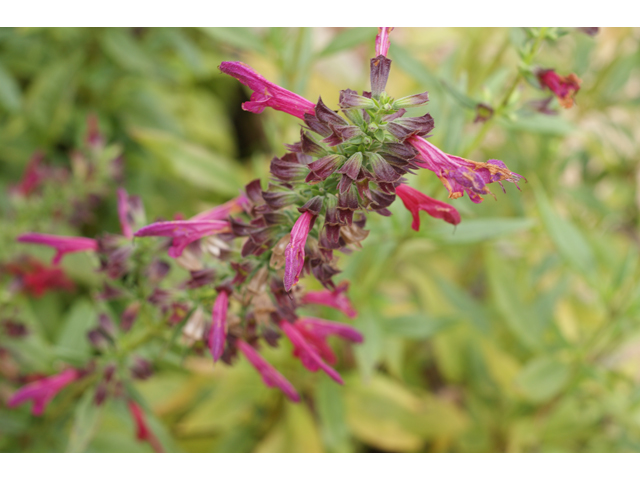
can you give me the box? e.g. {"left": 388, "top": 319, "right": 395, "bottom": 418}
{"left": 535, "top": 185, "right": 596, "bottom": 280}
{"left": 99, "top": 29, "right": 157, "bottom": 75}
{"left": 199, "top": 27, "right": 265, "bottom": 54}
{"left": 380, "top": 313, "right": 457, "bottom": 339}
{"left": 501, "top": 114, "right": 575, "bottom": 136}
{"left": 0, "top": 61, "right": 22, "bottom": 112}
{"left": 516, "top": 357, "right": 570, "bottom": 403}
{"left": 389, "top": 43, "right": 441, "bottom": 89}
{"left": 316, "top": 375, "right": 352, "bottom": 452}
{"left": 130, "top": 127, "right": 244, "bottom": 196}
{"left": 255, "top": 402, "right": 323, "bottom": 453}
{"left": 430, "top": 217, "right": 535, "bottom": 244}
{"left": 319, "top": 27, "right": 377, "bottom": 57}
{"left": 55, "top": 300, "right": 96, "bottom": 362}
{"left": 67, "top": 388, "right": 102, "bottom": 452}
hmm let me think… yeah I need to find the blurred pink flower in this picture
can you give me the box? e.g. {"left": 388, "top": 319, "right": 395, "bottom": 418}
{"left": 117, "top": 188, "right": 134, "bottom": 239}
{"left": 209, "top": 290, "right": 229, "bottom": 363}
{"left": 127, "top": 400, "right": 164, "bottom": 453}
{"left": 537, "top": 69, "right": 582, "bottom": 108}
{"left": 396, "top": 184, "right": 461, "bottom": 230}
{"left": 280, "top": 320, "right": 344, "bottom": 385}
{"left": 301, "top": 281, "right": 357, "bottom": 319}
{"left": 191, "top": 194, "right": 249, "bottom": 221}
{"left": 237, "top": 339, "right": 300, "bottom": 402}
{"left": 284, "top": 211, "right": 314, "bottom": 292}
{"left": 134, "top": 219, "right": 229, "bottom": 258}
{"left": 219, "top": 61, "right": 316, "bottom": 120}
{"left": 17, "top": 233, "right": 98, "bottom": 265}
{"left": 7, "top": 369, "right": 79, "bottom": 415}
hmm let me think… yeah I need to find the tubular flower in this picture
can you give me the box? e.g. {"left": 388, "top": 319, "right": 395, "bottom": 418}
{"left": 127, "top": 401, "right": 164, "bottom": 453}
{"left": 209, "top": 290, "right": 229, "bottom": 363}
{"left": 375, "top": 27, "right": 394, "bottom": 57}
{"left": 7, "top": 369, "right": 79, "bottom": 415}
{"left": 219, "top": 61, "right": 316, "bottom": 120}
{"left": 537, "top": 69, "right": 582, "bottom": 108}
{"left": 11, "top": 152, "right": 45, "bottom": 197}
{"left": 301, "top": 281, "right": 357, "bottom": 319}
{"left": 395, "top": 184, "right": 461, "bottom": 230}
{"left": 191, "top": 194, "right": 249, "bottom": 221}
{"left": 237, "top": 340, "right": 300, "bottom": 402}
{"left": 17, "top": 233, "right": 98, "bottom": 265}
{"left": 407, "top": 135, "right": 523, "bottom": 203}
{"left": 280, "top": 320, "right": 344, "bottom": 385}
{"left": 117, "top": 188, "right": 135, "bottom": 239}
{"left": 134, "top": 220, "right": 230, "bottom": 258}
{"left": 283, "top": 211, "right": 314, "bottom": 292}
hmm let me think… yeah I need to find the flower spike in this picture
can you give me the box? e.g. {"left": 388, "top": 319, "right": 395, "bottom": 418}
{"left": 134, "top": 220, "right": 229, "bottom": 258}
{"left": 219, "top": 61, "right": 316, "bottom": 120}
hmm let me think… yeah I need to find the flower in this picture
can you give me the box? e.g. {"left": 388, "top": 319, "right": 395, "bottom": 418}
{"left": 301, "top": 281, "right": 358, "bottom": 319}
{"left": 116, "top": 188, "right": 145, "bottom": 240}
{"left": 375, "top": 27, "right": 394, "bottom": 57}
{"left": 236, "top": 339, "right": 300, "bottom": 402}
{"left": 297, "top": 317, "right": 364, "bottom": 344}
{"left": 134, "top": 219, "right": 229, "bottom": 258}
{"left": 396, "top": 184, "right": 461, "bottom": 230}
{"left": 280, "top": 320, "right": 344, "bottom": 385}
{"left": 219, "top": 61, "right": 316, "bottom": 120}
{"left": 11, "top": 152, "right": 45, "bottom": 197}
{"left": 407, "top": 135, "right": 523, "bottom": 204}
{"left": 7, "top": 369, "right": 79, "bottom": 415}
{"left": 537, "top": 69, "right": 582, "bottom": 108}
{"left": 5, "top": 257, "right": 74, "bottom": 297}
{"left": 191, "top": 194, "right": 249, "bottom": 221}
{"left": 127, "top": 400, "right": 164, "bottom": 453}
{"left": 283, "top": 211, "right": 314, "bottom": 291}
{"left": 209, "top": 290, "right": 229, "bottom": 363}
{"left": 17, "top": 233, "right": 98, "bottom": 265}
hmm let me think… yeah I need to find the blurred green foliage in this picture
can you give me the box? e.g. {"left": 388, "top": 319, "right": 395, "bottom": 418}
{"left": 2, "top": 27, "right": 640, "bottom": 453}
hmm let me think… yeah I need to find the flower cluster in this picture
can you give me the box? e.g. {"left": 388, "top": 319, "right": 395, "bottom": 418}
{"left": 5, "top": 29, "right": 523, "bottom": 441}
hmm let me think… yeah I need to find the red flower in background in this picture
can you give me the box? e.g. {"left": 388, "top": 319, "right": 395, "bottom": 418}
{"left": 537, "top": 69, "right": 582, "bottom": 108}
{"left": 7, "top": 369, "right": 80, "bottom": 415}
{"left": 4, "top": 257, "right": 74, "bottom": 297}
{"left": 396, "top": 184, "right": 461, "bottom": 230}
{"left": 127, "top": 401, "right": 165, "bottom": 453}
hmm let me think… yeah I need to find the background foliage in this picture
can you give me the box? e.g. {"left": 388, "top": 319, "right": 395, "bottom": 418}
{"left": 2, "top": 27, "right": 640, "bottom": 453}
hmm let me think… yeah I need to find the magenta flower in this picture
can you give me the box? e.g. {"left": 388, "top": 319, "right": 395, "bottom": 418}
{"left": 301, "top": 281, "right": 357, "bottom": 319}
{"left": 396, "top": 184, "right": 461, "bottom": 230}
{"left": 209, "top": 290, "right": 229, "bottom": 363}
{"left": 11, "top": 152, "right": 45, "bottom": 198}
{"left": 283, "top": 211, "right": 314, "bottom": 291}
{"left": 117, "top": 188, "right": 134, "bottom": 239}
{"left": 134, "top": 219, "right": 229, "bottom": 258}
{"left": 17, "top": 233, "right": 98, "bottom": 265}
{"left": 297, "top": 317, "right": 364, "bottom": 344}
{"left": 375, "top": 27, "right": 394, "bottom": 57}
{"left": 7, "top": 369, "right": 79, "bottom": 415}
{"left": 407, "top": 135, "right": 523, "bottom": 204}
{"left": 219, "top": 61, "right": 316, "bottom": 120}
{"left": 237, "top": 339, "right": 300, "bottom": 402}
{"left": 191, "top": 194, "right": 249, "bottom": 221}
{"left": 127, "top": 400, "right": 164, "bottom": 453}
{"left": 280, "top": 320, "right": 344, "bottom": 385}
{"left": 537, "top": 69, "right": 582, "bottom": 108}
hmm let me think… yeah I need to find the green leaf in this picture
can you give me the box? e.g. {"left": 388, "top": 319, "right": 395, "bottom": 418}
{"left": 389, "top": 43, "right": 441, "bottom": 90}
{"left": 516, "top": 357, "right": 571, "bottom": 403}
{"left": 380, "top": 313, "right": 457, "bottom": 339}
{"left": 319, "top": 28, "right": 377, "bottom": 57}
{"left": 130, "top": 127, "right": 244, "bottom": 196}
{"left": 0, "top": 61, "right": 22, "bottom": 112}
{"left": 316, "top": 375, "right": 352, "bottom": 452}
{"left": 535, "top": 185, "right": 596, "bottom": 279}
{"left": 67, "top": 388, "right": 102, "bottom": 452}
{"left": 99, "top": 29, "right": 157, "bottom": 75}
{"left": 199, "top": 27, "right": 265, "bottom": 54}
{"left": 430, "top": 217, "right": 535, "bottom": 244}
{"left": 501, "top": 114, "right": 575, "bottom": 136}
{"left": 55, "top": 300, "right": 96, "bottom": 362}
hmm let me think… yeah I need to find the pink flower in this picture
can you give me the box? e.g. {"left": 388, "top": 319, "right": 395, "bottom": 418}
{"left": 17, "top": 233, "right": 98, "bottom": 265}
{"left": 537, "top": 69, "right": 582, "bottom": 108}
{"left": 283, "top": 211, "right": 314, "bottom": 292}
{"left": 191, "top": 194, "right": 249, "bottom": 221}
{"left": 11, "top": 152, "right": 45, "bottom": 198}
{"left": 219, "top": 61, "right": 316, "bottom": 120}
{"left": 209, "top": 290, "right": 229, "bottom": 363}
{"left": 301, "top": 281, "right": 358, "bottom": 319}
{"left": 407, "top": 135, "right": 523, "bottom": 204}
{"left": 5, "top": 257, "right": 74, "bottom": 297}
{"left": 7, "top": 369, "right": 79, "bottom": 415}
{"left": 280, "top": 320, "right": 344, "bottom": 385}
{"left": 236, "top": 340, "right": 300, "bottom": 402}
{"left": 134, "top": 219, "right": 229, "bottom": 258}
{"left": 375, "top": 27, "right": 394, "bottom": 57}
{"left": 297, "top": 317, "right": 364, "bottom": 344}
{"left": 127, "top": 400, "right": 164, "bottom": 453}
{"left": 117, "top": 188, "right": 134, "bottom": 239}
{"left": 396, "top": 184, "right": 461, "bottom": 230}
